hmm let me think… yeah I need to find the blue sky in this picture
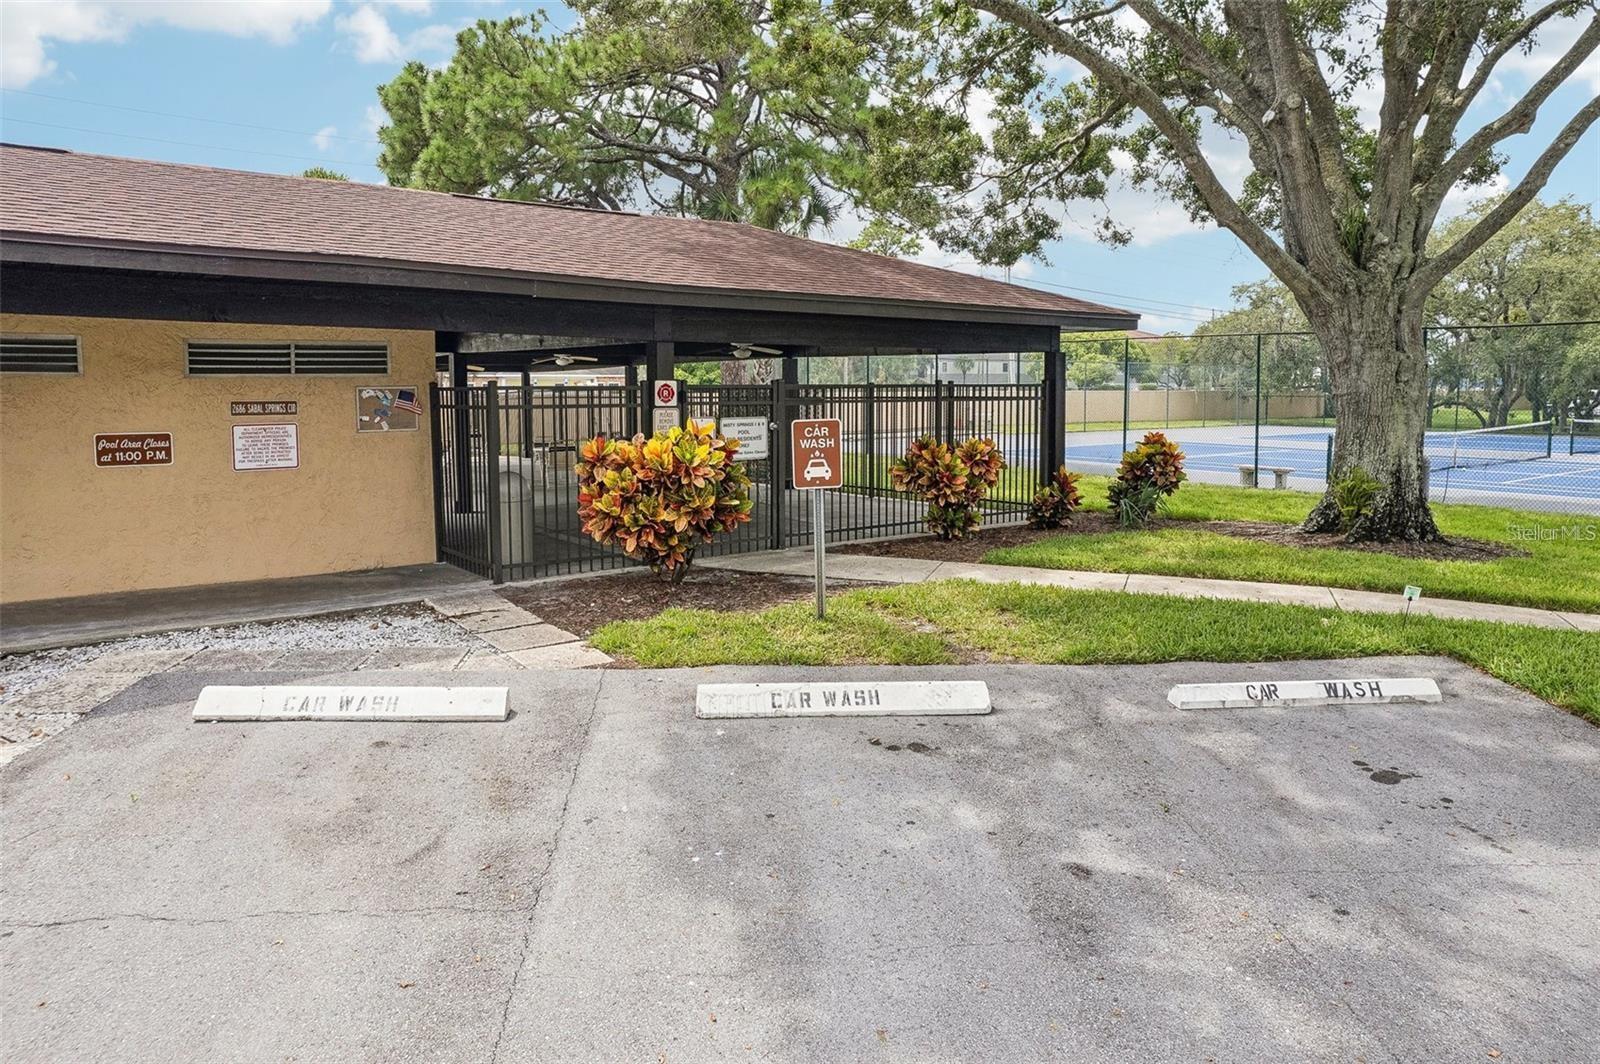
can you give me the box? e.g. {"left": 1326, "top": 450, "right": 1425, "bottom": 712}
{"left": 2, "top": 1, "right": 1595, "bottom": 331}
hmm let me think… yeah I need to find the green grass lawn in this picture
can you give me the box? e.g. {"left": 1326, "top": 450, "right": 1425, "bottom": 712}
{"left": 986, "top": 477, "right": 1598, "bottom": 614}
{"left": 590, "top": 581, "right": 1600, "bottom": 720}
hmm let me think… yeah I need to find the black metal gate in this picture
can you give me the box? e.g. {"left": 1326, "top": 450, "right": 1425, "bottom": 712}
{"left": 432, "top": 380, "right": 1045, "bottom": 582}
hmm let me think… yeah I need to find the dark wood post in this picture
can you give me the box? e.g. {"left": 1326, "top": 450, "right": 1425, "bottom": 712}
{"left": 769, "top": 378, "right": 786, "bottom": 550}
{"left": 641, "top": 309, "right": 677, "bottom": 433}
{"left": 484, "top": 382, "right": 504, "bottom": 583}
{"left": 1041, "top": 333, "right": 1064, "bottom": 483}
{"left": 428, "top": 382, "right": 446, "bottom": 561}
{"left": 864, "top": 381, "right": 877, "bottom": 492}
{"left": 448, "top": 348, "right": 474, "bottom": 512}
{"left": 625, "top": 361, "right": 642, "bottom": 437}
{"left": 520, "top": 365, "right": 533, "bottom": 458}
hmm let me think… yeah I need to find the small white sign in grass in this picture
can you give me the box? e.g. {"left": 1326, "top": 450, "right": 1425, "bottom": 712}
{"left": 1168, "top": 677, "right": 1440, "bottom": 710}
{"left": 194, "top": 685, "right": 509, "bottom": 722}
{"left": 696, "top": 680, "right": 990, "bottom": 719}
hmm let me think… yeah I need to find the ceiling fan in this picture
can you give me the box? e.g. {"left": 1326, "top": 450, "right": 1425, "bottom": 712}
{"left": 730, "top": 342, "right": 783, "bottom": 360}
{"left": 530, "top": 353, "right": 599, "bottom": 367}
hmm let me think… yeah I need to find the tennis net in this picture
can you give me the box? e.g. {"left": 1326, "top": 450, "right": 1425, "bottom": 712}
{"left": 1572, "top": 419, "right": 1600, "bottom": 455}
{"left": 1427, "top": 420, "right": 1553, "bottom": 471}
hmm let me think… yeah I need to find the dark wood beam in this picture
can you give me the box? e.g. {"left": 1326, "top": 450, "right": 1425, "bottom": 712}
{"left": 2, "top": 239, "right": 1135, "bottom": 330}
{"left": 0, "top": 263, "right": 1122, "bottom": 355}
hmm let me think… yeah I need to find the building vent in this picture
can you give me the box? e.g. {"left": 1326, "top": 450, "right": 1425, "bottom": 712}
{"left": 0, "top": 335, "right": 81, "bottom": 373}
{"left": 186, "top": 341, "right": 294, "bottom": 375}
{"left": 288, "top": 342, "right": 390, "bottom": 375}
{"left": 187, "top": 341, "right": 388, "bottom": 376}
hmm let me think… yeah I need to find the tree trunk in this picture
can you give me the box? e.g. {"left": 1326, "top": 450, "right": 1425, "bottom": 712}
{"left": 1302, "top": 293, "right": 1443, "bottom": 542}
{"left": 720, "top": 358, "right": 781, "bottom": 385}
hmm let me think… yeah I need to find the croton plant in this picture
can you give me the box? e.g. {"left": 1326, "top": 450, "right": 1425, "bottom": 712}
{"left": 576, "top": 419, "right": 753, "bottom": 582}
{"left": 889, "top": 435, "right": 1006, "bottom": 540}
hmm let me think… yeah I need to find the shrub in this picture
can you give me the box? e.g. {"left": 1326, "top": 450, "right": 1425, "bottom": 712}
{"left": 889, "top": 435, "right": 1006, "bottom": 540}
{"left": 1108, "top": 431, "right": 1186, "bottom": 530}
{"left": 576, "top": 419, "right": 753, "bottom": 582}
{"left": 1028, "top": 466, "right": 1083, "bottom": 529}
{"left": 1114, "top": 430, "right": 1187, "bottom": 496}
{"left": 1110, "top": 480, "right": 1165, "bottom": 528}
{"left": 1332, "top": 468, "right": 1383, "bottom": 532}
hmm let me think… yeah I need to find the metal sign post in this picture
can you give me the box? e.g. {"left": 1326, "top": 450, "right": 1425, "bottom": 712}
{"left": 790, "top": 417, "right": 843, "bottom": 619}
{"left": 813, "top": 490, "right": 826, "bottom": 618}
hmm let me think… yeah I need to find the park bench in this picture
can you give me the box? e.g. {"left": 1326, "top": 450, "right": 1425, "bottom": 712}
{"left": 1238, "top": 465, "right": 1295, "bottom": 489}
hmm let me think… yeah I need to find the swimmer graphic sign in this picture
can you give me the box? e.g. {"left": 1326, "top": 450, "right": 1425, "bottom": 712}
{"left": 355, "top": 387, "right": 421, "bottom": 432}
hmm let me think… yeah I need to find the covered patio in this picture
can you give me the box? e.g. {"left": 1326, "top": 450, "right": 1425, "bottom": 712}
{"left": 1, "top": 144, "right": 1136, "bottom": 594}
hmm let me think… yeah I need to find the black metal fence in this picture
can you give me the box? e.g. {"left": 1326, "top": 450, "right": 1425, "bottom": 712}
{"left": 432, "top": 382, "right": 643, "bottom": 581}
{"left": 434, "top": 380, "right": 1046, "bottom": 581}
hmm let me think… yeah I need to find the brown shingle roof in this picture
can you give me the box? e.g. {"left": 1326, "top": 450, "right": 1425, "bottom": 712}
{"left": 0, "top": 144, "right": 1130, "bottom": 324}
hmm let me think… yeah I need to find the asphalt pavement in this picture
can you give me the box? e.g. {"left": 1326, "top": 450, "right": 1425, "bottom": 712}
{"left": 3, "top": 658, "right": 1597, "bottom": 1062}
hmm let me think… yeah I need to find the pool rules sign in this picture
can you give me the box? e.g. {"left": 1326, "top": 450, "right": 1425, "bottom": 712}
{"left": 792, "top": 418, "right": 842, "bottom": 618}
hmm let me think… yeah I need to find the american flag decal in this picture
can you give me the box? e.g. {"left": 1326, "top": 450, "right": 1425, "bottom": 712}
{"left": 393, "top": 389, "right": 422, "bottom": 414}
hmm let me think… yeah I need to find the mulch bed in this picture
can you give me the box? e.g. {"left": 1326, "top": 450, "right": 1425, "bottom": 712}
{"left": 497, "top": 568, "right": 879, "bottom": 637}
{"left": 498, "top": 515, "right": 1522, "bottom": 637}
{"left": 1200, "top": 520, "right": 1526, "bottom": 560}
{"left": 835, "top": 515, "right": 1525, "bottom": 563}
{"left": 835, "top": 515, "right": 1119, "bottom": 562}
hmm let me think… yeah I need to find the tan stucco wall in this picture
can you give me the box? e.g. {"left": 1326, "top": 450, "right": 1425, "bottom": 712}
{"left": 0, "top": 315, "right": 437, "bottom": 603}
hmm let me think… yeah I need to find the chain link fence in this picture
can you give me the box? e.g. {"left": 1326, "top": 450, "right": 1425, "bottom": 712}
{"left": 1060, "top": 321, "right": 1600, "bottom": 516}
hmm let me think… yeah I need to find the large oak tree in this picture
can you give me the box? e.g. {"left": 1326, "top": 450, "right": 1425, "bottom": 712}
{"left": 854, "top": 0, "right": 1600, "bottom": 540}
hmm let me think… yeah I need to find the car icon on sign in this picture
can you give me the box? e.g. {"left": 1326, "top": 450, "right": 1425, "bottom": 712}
{"left": 803, "top": 454, "right": 832, "bottom": 482}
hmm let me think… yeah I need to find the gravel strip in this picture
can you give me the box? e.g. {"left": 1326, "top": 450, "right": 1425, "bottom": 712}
{"left": 0, "top": 605, "right": 482, "bottom": 705}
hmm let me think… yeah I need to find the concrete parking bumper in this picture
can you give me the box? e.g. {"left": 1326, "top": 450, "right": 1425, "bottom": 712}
{"left": 3, "top": 658, "right": 1597, "bottom": 1062}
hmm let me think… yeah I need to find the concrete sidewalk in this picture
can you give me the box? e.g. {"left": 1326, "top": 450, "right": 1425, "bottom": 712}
{"left": 700, "top": 548, "right": 1600, "bottom": 632}
{"left": 0, "top": 564, "right": 489, "bottom": 654}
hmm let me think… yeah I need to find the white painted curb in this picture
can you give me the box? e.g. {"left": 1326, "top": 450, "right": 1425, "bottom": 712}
{"left": 194, "top": 685, "right": 509, "bottom": 722}
{"left": 696, "top": 680, "right": 991, "bottom": 719}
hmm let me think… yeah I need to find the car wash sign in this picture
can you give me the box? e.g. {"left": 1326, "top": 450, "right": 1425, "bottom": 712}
{"left": 790, "top": 418, "right": 842, "bottom": 489}
{"left": 790, "top": 417, "right": 842, "bottom": 619}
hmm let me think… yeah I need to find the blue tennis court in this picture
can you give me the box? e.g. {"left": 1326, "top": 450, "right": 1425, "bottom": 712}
{"left": 1065, "top": 424, "right": 1600, "bottom": 513}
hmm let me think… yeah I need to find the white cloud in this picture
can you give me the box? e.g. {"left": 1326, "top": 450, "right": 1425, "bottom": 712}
{"left": 964, "top": 86, "right": 999, "bottom": 142}
{"left": 312, "top": 124, "right": 338, "bottom": 151}
{"left": 1438, "top": 172, "right": 1512, "bottom": 223}
{"left": 364, "top": 103, "right": 387, "bottom": 140}
{"left": 335, "top": 2, "right": 463, "bottom": 65}
{"left": 1138, "top": 308, "right": 1217, "bottom": 333}
{"left": 406, "top": 21, "right": 464, "bottom": 65}
{"left": 1486, "top": 12, "right": 1600, "bottom": 95}
{"left": 0, "top": 1, "right": 331, "bottom": 88}
{"left": 375, "top": 0, "right": 432, "bottom": 11}
{"left": 336, "top": 4, "right": 403, "bottom": 63}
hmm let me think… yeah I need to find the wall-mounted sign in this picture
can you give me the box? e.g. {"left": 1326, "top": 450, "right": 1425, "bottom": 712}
{"left": 651, "top": 408, "right": 681, "bottom": 435}
{"left": 790, "top": 417, "right": 843, "bottom": 489}
{"left": 230, "top": 400, "right": 298, "bottom": 416}
{"left": 95, "top": 432, "right": 172, "bottom": 468}
{"left": 356, "top": 387, "right": 420, "bottom": 432}
{"left": 232, "top": 423, "right": 299, "bottom": 471}
{"left": 653, "top": 379, "right": 679, "bottom": 407}
{"left": 720, "top": 416, "right": 770, "bottom": 460}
